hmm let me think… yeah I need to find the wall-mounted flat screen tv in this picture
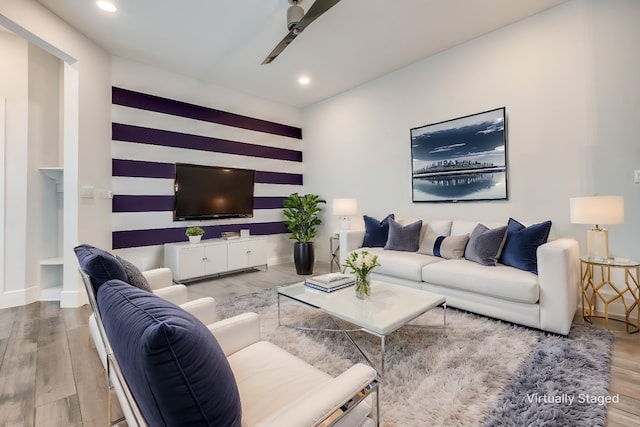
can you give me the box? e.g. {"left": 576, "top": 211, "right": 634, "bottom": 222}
{"left": 174, "top": 163, "right": 255, "bottom": 221}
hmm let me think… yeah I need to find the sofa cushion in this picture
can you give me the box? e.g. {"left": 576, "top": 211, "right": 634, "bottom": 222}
{"left": 422, "top": 259, "right": 540, "bottom": 304}
{"left": 385, "top": 219, "right": 422, "bottom": 252}
{"left": 359, "top": 247, "right": 442, "bottom": 282}
{"left": 228, "top": 341, "right": 333, "bottom": 426}
{"left": 74, "top": 244, "right": 128, "bottom": 296}
{"left": 115, "top": 255, "right": 152, "bottom": 292}
{"left": 424, "top": 220, "right": 453, "bottom": 236}
{"left": 500, "top": 218, "right": 552, "bottom": 274}
{"left": 362, "top": 214, "right": 394, "bottom": 247}
{"left": 464, "top": 224, "right": 508, "bottom": 266}
{"left": 450, "top": 220, "right": 479, "bottom": 236}
{"left": 418, "top": 233, "right": 469, "bottom": 259}
{"left": 98, "top": 280, "right": 242, "bottom": 427}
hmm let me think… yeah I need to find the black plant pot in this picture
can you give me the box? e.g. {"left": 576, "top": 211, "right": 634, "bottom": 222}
{"left": 293, "top": 242, "right": 315, "bottom": 275}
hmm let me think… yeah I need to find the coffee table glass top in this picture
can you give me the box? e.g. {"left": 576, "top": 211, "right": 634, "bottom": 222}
{"left": 277, "top": 280, "right": 446, "bottom": 336}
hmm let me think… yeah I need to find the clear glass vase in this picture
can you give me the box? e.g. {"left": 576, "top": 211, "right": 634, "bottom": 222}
{"left": 355, "top": 273, "right": 371, "bottom": 300}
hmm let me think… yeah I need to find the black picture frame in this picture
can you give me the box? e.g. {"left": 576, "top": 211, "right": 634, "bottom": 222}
{"left": 410, "top": 107, "right": 508, "bottom": 203}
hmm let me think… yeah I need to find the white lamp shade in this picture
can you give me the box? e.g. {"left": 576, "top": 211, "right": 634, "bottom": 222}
{"left": 569, "top": 196, "right": 624, "bottom": 225}
{"left": 333, "top": 198, "right": 358, "bottom": 216}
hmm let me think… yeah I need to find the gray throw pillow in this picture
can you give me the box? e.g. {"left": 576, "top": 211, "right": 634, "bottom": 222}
{"left": 418, "top": 233, "right": 469, "bottom": 259}
{"left": 464, "top": 224, "right": 508, "bottom": 266}
{"left": 384, "top": 219, "right": 423, "bottom": 252}
{"left": 115, "top": 255, "right": 152, "bottom": 292}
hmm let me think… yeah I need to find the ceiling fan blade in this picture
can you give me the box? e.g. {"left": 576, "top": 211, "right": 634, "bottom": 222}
{"left": 295, "top": 0, "right": 341, "bottom": 32}
{"left": 261, "top": 0, "right": 342, "bottom": 65}
{"left": 262, "top": 30, "right": 298, "bottom": 65}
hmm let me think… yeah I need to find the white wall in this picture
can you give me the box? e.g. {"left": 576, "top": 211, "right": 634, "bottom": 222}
{"left": 0, "top": 31, "right": 29, "bottom": 298}
{"left": 584, "top": 0, "right": 640, "bottom": 260}
{"left": 302, "top": 0, "right": 639, "bottom": 262}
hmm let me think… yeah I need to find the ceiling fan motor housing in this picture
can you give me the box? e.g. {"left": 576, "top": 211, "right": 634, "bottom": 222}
{"left": 263, "top": 0, "right": 340, "bottom": 64}
{"left": 287, "top": 4, "right": 305, "bottom": 30}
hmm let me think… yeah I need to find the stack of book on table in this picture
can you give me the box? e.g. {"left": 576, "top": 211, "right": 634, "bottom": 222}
{"left": 305, "top": 272, "right": 355, "bottom": 292}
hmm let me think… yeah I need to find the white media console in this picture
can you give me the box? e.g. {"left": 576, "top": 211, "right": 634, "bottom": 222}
{"left": 164, "top": 236, "right": 268, "bottom": 282}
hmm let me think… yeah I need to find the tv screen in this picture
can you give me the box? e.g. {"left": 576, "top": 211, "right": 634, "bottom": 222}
{"left": 174, "top": 163, "right": 255, "bottom": 221}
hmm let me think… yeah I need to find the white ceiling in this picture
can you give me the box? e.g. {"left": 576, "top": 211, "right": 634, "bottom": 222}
{"left": 36, "top": 0, "right": 567, "bottom": 108}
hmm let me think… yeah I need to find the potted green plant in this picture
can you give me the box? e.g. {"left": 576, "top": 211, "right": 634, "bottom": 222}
{"left": 283, "top": 193, "right": 326, "bottom": 275}
{"left": 185, "top": 226, "right": 205, "bottom": 243}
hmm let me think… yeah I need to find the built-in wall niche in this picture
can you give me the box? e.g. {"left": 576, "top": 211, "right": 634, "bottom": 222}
{"left": 30, "top": 41, "right": 64, "bottom": 300}
{"left": 39, "top": 167, "right": 63, "bottom": 299}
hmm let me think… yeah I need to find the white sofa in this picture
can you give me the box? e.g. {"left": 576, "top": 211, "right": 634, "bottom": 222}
{"left": 340, "top": 219, "right": 580, "bottom": 335}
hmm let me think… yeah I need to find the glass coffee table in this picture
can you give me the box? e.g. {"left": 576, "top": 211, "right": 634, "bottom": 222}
{"left": 277, "top": 280, "right": 446, "bottom": 376}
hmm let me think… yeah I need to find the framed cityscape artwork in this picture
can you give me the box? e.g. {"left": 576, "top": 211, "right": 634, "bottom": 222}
{"left": 410, "top": 107, "right": 508, "bottom": 203}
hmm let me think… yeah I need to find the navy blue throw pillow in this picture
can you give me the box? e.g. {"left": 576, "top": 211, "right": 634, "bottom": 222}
{"left": 362, "top": 214, "right": 395, "bottom": 247}
{"left": 500, "top": 218, "right": 552, "bottom": 274}
{"left": 74, "top": 244, "right": 128, "bottom": 296}
{"left": 98, "top": 280, "right": 242, "bottom": 427}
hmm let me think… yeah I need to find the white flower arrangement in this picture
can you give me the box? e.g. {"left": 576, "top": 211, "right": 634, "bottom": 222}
{"left": 346, "top": 251, "right": 380, "bottom": 275}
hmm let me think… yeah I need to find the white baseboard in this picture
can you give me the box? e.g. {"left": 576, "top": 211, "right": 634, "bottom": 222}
{"left": 267, "top": 257, "right": 332, "bottom": 268}
{"left": 0, "top": 286, "right": 40, "bottom": 309}
{"left": 581, "top": 301, "right": 639, "bottom": 325}
{"left": 60, "top": 289, "right": 84, "bottom": 308}
{"left": 0, "top": 288, "right": 85, "bottom": 309}
{"left": 268, "top": 256, "right": 292, "bottom": 266}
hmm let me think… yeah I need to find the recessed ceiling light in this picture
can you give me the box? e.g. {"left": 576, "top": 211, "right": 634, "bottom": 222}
{"left": 96, "top": 1, "right": 117, "bottom": 13}
{"left": 298, "top": 76, "right": 310, "bottom": 85}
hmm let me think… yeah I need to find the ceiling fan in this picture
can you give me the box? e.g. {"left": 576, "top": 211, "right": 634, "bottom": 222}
{"left": 262, "top": 0, "right": 341, "bottom": 65}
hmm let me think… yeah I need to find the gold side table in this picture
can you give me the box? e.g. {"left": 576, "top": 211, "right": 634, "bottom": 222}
{"left": 581, "top": 256, "right": 640, "bottom": 333}
{"left": 329, "top": 233, "right": 341, "bottom": 272}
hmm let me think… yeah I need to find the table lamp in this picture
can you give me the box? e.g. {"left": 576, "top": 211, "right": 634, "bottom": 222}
{"left": 569, "top": 196, "right": 624, "bottom": 260}
{"left": 333, "top": 198, "right": 357, "bottom": 231}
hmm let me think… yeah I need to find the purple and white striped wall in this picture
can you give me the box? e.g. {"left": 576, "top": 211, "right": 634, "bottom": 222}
{"left": 111, "top": 87, "right": 302, "bottom": 249}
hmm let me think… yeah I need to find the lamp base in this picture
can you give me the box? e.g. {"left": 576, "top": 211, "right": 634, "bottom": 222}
{"left": 340, "top": 216, "right": 351, "bottom": 231}
{"left": 587, "top": 228, "right": 609, "bottom": 260}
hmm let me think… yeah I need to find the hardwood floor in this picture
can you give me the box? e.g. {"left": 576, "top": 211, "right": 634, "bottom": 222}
{"left": 0, "top": 263, "right": 638, "bottom": 426}
{"left": 602, "top": 324, "right": 640, "bottom": 426}
{"left": 0, "top": 300, "right": 92, "bottom": 426}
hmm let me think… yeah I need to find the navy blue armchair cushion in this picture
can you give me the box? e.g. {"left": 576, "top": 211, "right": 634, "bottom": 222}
{"left": 98, "top": 280, "right": 242, "bottom": 427}
{"left": 362, "top": 214, "right": 394, "bottom": 247}
{"left": 74, "top": 244, "right": 128, "bottom": 295}
{"left": 499, "top": 218, "right": 552, "bottom": 274}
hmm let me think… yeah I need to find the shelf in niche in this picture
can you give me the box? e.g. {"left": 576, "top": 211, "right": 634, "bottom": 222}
{"left": 40, "top": 286, "right": 63, "bottom": 301}
{"left": 40, "top": 257, "right": 63, "bottom": 266}
{"left": 40, "top": 167, "right": 64, "bottom": 191}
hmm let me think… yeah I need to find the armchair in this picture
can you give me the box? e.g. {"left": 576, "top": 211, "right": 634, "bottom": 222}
{"left": 75, "top": 244, "right": 379, "bottom": 426}
{"left": 94, "top": 280, "right": 379, "bottom": 427}
{"left": 141, "top": 267, "right": 189, "bottom": 305}
{"left": 84, "top": 269, "right": 218, "bottom": 368}
{"left": 73, "top": 244, "right": 219, "bottom": 368}
{"left": 208, "top": 312, "right": 378, "bottom": 427}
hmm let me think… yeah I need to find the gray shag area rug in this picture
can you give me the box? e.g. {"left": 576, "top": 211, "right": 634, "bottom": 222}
{"left": 216, "top": 288, "right": 613, "bottom": 427}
